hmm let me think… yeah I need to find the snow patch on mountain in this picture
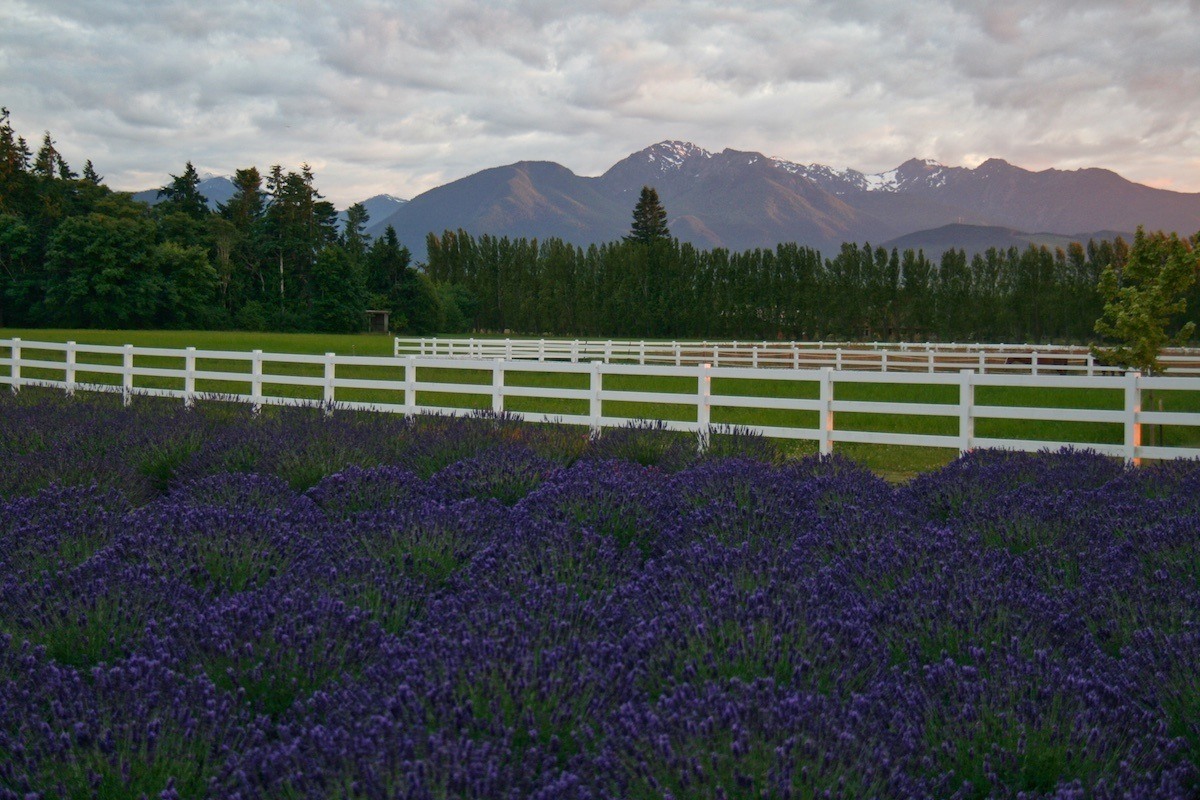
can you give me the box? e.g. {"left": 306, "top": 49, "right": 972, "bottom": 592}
{"left": 770, "top": 154, "right": 956, "bottom": 194}
{"left": 643, "top": 140, "right": 714, "bottom": 172}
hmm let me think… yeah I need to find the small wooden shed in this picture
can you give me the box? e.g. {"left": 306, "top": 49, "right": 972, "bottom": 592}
{"left": 364, "top": 309, "right": 390, "bottom": 334}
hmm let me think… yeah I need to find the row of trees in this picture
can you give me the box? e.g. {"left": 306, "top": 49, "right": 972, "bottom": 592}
{"left": 0, "top": 109, "right": 451, "bottom": 333}
{"left": 3, "top": 111, "right": 1197, "bottom": 359}
{"left": 423, "top": 227, "right": 1183, "bottom": 343}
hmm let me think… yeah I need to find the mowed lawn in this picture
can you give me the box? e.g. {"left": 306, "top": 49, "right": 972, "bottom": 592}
{"left": 4, "top": 328, "right": 1199, "bottom": 480}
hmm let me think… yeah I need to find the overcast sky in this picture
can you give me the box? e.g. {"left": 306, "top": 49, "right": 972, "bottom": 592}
{"left": 3, "top": 0, "right": 1198, "bottom": 207}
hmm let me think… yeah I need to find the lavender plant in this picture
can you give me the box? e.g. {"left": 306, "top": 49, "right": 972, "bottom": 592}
{"left": 0, "top": 392, "right": 1197, "bottom": 799}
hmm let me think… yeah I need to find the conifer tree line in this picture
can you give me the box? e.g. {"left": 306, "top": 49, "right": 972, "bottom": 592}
{"left": 2, "top": 110, "right": 1198, "bottom": 345}
{"left": 0, "top": 110, "right": 449, "bottom": 333}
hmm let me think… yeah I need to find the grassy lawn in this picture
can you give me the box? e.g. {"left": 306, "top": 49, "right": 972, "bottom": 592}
{"left": 4, "top": 328, "right": 1198, "bottom": 481}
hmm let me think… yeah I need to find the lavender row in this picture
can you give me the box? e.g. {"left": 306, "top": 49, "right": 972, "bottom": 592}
{"left": 0, "top": 389, "right": 781, "bottom": 503}
{"left": 1, "top": 394, "right": 1198, "bottom": 798}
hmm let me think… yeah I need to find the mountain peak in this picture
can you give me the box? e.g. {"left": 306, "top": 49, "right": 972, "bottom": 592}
{"left": 641, "top": 140, "right": 713, "bottom": 171}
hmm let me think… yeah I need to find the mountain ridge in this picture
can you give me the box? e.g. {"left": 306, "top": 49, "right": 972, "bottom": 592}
{"left": 130, "top": 142, "right": 1200, "bottom": 260}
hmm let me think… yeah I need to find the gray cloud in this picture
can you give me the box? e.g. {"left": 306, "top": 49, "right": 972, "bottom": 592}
{"left": 2, "top": 0, "right": 1198, "bottom": 206}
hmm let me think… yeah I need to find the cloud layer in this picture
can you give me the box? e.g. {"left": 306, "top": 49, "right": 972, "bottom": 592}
{"left": 3, "top": 0, "right": 1198, "bottom": 206}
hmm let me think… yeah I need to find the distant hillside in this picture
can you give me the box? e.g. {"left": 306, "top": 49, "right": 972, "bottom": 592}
{"left": 363, "top": 160, "right": 629, "bottom": 246}
{"left": 879, "top": 224, "right": 1135, "bottom": 259}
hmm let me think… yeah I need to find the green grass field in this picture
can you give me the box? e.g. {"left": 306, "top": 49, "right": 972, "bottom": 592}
{"left": 4, "top": 328, "right": 1199, "bottom": 481}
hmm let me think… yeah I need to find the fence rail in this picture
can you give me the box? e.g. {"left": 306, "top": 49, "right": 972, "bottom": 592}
{"left": 6, "top": 337, "right": 1200, "bottom": 464}
{"left": 395, "top": 337, "right": 1200, "bottom": 376}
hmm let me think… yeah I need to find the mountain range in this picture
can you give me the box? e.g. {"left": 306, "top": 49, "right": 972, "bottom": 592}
{"left": 133, "top": 143, "right": 1200, "bottom": 260}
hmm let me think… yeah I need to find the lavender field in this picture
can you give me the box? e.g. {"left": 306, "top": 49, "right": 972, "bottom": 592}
{"left": 1, "top": 391, "right": 1197, "bottom": 799}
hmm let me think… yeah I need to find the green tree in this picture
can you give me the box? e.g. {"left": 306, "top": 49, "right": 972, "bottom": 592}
{"left": 341, "top": 202, "right": 370, "bottom": 263}
{"left": 42, "top": 200, "right": 164, "bottom": 328}
{"left": 263, "top": 164, "right": 337, "bottom": 316}
{"left": 308, "top": 245, "right": 365, "bottom": 332}
{"left": 625, "top": 186, "right": 671, "bottom": 245}
{"left": 1092, "top": 227, "right": 1199, "bottom": 373}
{"left": 216, "top": 167, "right": 267, "bottom": 310}
{"left": 0, "top": 213, "right": 34, "bottom": 326}
{"left": 0, "top": 108, "right": 34, "bottom": 214}
{"left": 157, "top": 161, "right": 209, "bottom": 219}
{"left": 33, "top": 131, "right": 69, "bottom": 179}
{"left": 153, "top": 241, "right": 219, "bottom": 328}
{"left": 392, "top": 269, "right": 442, "bottom": 334}
{"left": 81, "top": 160, "right": 102, "bottom": 185}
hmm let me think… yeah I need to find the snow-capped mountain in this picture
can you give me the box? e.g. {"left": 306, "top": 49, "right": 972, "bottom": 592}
{"left": 133, "top": 142, "right": 1200, "bottom": 259}
{"left": 770, "top": 156, "right": 962, "bottom": 195}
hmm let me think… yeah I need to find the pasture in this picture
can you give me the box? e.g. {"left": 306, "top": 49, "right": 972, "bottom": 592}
{"left": 4, "top": 328, "right": 1200, "bottom": 480}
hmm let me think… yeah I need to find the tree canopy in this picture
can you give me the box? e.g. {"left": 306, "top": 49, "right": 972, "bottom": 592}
{"left": 1092, "top": 226, "right": 1199, "bottom": 373}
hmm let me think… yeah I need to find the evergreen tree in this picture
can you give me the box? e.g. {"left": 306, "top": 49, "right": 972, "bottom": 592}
{"left": 33, "top": 132, "right": 66, "bottom": 179}
{"left": 625, "top": 186, "right": 670, "bottom": 244}
{"left": 341, "top": 202, "right": 370, "bottom": 262}
{"left": 81, "top": 160, "right": 102, "bottom": 185}
{"left": 365, "top": 226, "right": 412, "bottom": 296}
{"left": 157, "top": 161, "right": 209, "bottom": 219}
{"left": 263, "top": 163, "right": 338, "bottom": 317}
{"left": 216, "top": 167, "right": 266, "bottom": 311}
{"left": 0, "top": 108, "right": 34, "bottom": 215}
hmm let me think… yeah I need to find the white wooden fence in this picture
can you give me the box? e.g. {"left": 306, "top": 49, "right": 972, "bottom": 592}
{"left": 5, "top": 337, "right": 1200, "bottom": 464}
{"left": 396, "top": 337, "right": 1200, "bottom": 376}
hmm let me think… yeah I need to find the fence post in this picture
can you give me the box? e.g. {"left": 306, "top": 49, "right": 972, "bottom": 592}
{"left": 835, "top": 348, "right": 843, "bottom": 371}
{"left": 959, "top": 369, "right": 974, "bottom": 455}
{"left": 492, "top": 359, "right": 504, "bottom": 414}
{"left": 323, "top": 352, "right": 336, "bottom": 415}
{"left": 590, "top": 360, "right": 603, "bottom": 436}
{"left": 819, "top": 367, "right": 834, "bottom": 456}
{"left": 184, "top": 347, "right": 196, "bottom": 409}
{"left": 403, "top": 356, "right": 417, "bottom": 416}
{"left": 978, "top": 352, "right": 985, "bottom": 374}
{"left": 639, "top": 340, "right": 645, "bottom": 365}
{"left": 713, "top": 345, "right": 719, "bottom": 368}
{"left": 9, "top": 338, "right": 19, "bottom": 393}
{"left": 674, "top": 342, "right": 681, "bottom": 367}
{"left": 538, "top": 340, "right": 545, "bottom": 362}
{"left": 1086, "top": 353, "right": 1095, "bottom": 377}
{"left": 251, "top": 350, "right": 264, "bottom": 414}
{"left": 792, "top": 346, "right": 799, "bottom": 370}
{"left": 571, "top": 340, "right": 579, "bottom": 364}
{"left": 65, "top": 340, "right": 77, "bottom": 396}
{"left": 122, "top": 344, "right": 134, "bottom": 406}
{"left": 926, "top": 350, "right": 934, "bottom": 373}
{"left": 881, "top": 351, "right": 888, "bottom": 372}
{"left": 752, "top": 346, "right": 759, "bottom": 369}
{"left": 1031, "top": 351, "right": 1040, "bottom": 376}
{"left": 1125, "top": 371, "right": 1142, "bottom": 466}
{"left": 697, "top": 362, "right": 712, "bottom": 452}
